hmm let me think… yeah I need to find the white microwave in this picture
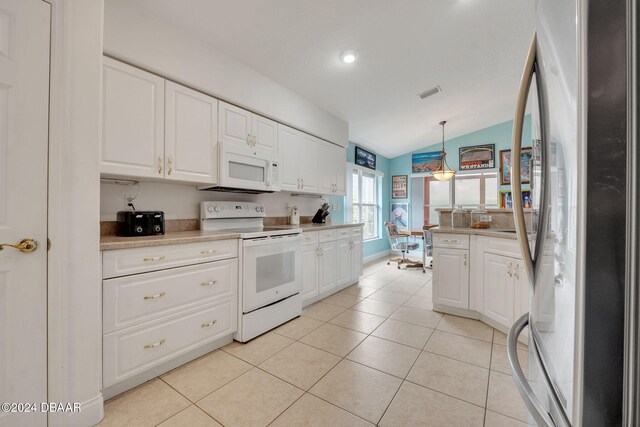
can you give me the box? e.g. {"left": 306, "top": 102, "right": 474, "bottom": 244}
{"left": 198, "top": 142, "right": 280, "bottom": 193}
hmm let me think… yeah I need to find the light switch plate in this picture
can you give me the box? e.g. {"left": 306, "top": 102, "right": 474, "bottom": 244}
{"left": 480, "top": 215, "right": 492, "bottom": 222}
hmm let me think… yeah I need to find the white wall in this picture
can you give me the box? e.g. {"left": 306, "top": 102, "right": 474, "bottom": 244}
{"left": 103, "top": 0, "right": 348, "bottom": 147}
{"left": 101, "top": 182, "right": 334, "bottom": 221}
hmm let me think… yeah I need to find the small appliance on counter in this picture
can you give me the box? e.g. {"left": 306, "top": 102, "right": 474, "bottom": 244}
{"left": 116, "top": 210, "right": 165, "bottom": 236}
{"left": 312, "top": 202, "right": 330, "bottom": 224}
{"left": 290, "top": 206, "right": 300, "bottom": 225}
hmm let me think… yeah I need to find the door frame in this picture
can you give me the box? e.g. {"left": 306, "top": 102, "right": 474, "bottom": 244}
{"left": 46, "top": 0, "right": 104, "bottom": 426}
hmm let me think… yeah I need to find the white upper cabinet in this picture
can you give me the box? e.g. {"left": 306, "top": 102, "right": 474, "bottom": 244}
{"left": 101, "top": 57, "right": 165, "bottom": 178}
{"left": 165, "top": 81, "right": 218, "bottom": 184}
{"left": 317, "top": 140, "right": 346, "bottom": 195}
{"left": 218, "top": 101, "right": 277, "bottom": 154}
{"left": 299, "top": 134, "right": 319, "bottom": 193}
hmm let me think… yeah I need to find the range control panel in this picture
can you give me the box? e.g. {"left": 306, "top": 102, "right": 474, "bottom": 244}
{"left": 200, "top": 201, "right": 266, "bottom": 220}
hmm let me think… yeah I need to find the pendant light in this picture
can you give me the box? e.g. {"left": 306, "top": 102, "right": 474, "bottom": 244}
{"left": 431, "top": 120, "right": 456, "bottom": 181}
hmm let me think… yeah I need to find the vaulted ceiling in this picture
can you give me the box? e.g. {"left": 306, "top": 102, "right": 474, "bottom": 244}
{"left": 124, "top": 0, "right": 535, "bottom": 158}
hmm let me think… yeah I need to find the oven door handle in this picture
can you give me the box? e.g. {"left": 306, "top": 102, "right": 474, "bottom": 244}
{"left": 243, "top": 234, "right": 303, "bottom": 247}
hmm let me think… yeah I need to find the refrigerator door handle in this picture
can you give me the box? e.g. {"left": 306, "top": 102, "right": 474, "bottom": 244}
{"left": 508, "top": 313, "right": 556, "bottom": 427}
{"left": 512, "top": 33, "right": 538, "bottom": 286}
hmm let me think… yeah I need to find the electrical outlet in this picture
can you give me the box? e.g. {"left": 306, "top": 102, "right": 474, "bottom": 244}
{"left": 332, "top": 203, "right": 339, "bottom": 211}
{"left": 480, "top": 215, "right": 492, "bottom": 222}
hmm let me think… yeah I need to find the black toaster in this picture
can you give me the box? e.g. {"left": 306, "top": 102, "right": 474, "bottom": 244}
{"left": 116, "top": 211, "right": 165, "bottom": 236}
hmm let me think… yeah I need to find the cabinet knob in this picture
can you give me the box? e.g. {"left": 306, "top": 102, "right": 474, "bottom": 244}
{"left": 167, "top": 157, "right": 173, "bottom": 175}
{"left": 157, "top": 156, "right": 163, "bottom": 174}
{"left": 463, "top": 253, "right": 467, "bottom": 266}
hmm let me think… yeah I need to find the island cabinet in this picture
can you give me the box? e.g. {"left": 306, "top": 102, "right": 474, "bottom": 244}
{"left": 432, "top": 232, "right": 531, "bottom": 339}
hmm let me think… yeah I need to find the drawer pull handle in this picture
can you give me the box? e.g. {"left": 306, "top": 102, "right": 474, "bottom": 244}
{"left": 201, "top": 249, "right": 216, "bottom": 255}
{"left": 143, "top": 291, "right": 166, "bottom": 300}
{"left": 201, "top": 319, "right": 218, "bottom": 328}
{"left": 144, "top": 339, "right": 165, "bottom": 349}
{"left": 442, "top": 239, "right": 459, "bottom": 244}
{"left": 143, "top": 256, "right": 165, "bottom": 262}
{"left": 201, "top": 280, "right": 217, "bottom": 286}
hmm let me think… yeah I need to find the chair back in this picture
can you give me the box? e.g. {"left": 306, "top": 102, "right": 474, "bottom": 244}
{"left": 384, "top": 221, "right": 404, "bottom": 246}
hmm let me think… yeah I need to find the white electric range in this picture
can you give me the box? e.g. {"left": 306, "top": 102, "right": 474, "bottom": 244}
{"left": 200, "top": 201, "right": 302, "bottom": 342}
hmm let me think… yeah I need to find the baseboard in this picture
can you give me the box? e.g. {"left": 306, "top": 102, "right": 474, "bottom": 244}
{"left": 47, "top": 392, "right": 103, "bottom": 427}
{"left": 363, "top": 249, "right": 391, "bottom": 264}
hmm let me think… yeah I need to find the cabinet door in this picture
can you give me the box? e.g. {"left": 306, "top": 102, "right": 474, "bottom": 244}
{"left": 218, "top": 101, "right": 252, "bottom": 148}
{"left": 318, "top": 241, "right": 337, "bottom": 293}
{"left": 337, "top": 238, "right": 352, "bottom": 286}
{"left": 101, "top": 57, "right": 165, "bottom": 178}
{"left": 277, "top": 125, "right": 301, "bottom": 191}
{"left": 332, "top": 144, "right": 347, "bottom": 195}
{"left": 299, "top": 134, "right": 319, "bottom": 193}
{"left": 351, "top": 237, "right": 363, "bottom": 281}
{"left": 252, "top": 114, "right": 277, "bottom": 153}
{"left": 301, "top": 243, "right": 319, "bottom": 303}
{"left": 433, "top": 248, "right": 469, "bottom": 309}
{"left": 317, "top": 141, "right": 334, "bottom": 194}
{"left": 483, "top": 253, "right": 515, "bottom": 327}
{"left": 165, "top": 82, "right": 218, "bottom": 184}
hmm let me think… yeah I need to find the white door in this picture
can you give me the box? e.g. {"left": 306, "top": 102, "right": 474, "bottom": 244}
{"left": 301, "top": 242, "right": 319, "bottom": 303}
{"left": 351, "top": 237, "right": 363, "bottom": 281}
{"left": 336, "top": 238, "right": 352, "bottom": 286}
{"left": 433, "top": 248, "right": 469, "bottom": 309}
{"left": 0, "top": 1, "right": 50, "bottom": 425}
{"left": 482, "top": 253, "right": 514, "bottom": 327}
{"left": 252, "top": 114, "right": 277, "bottom": 153}
{"left": 218, "top": 101, "right": 252, "bottom": 148}
{"left": 277, "top": 124, "right": 301, "bottom": 192}
{"left": 101, "top": 57, "right": 165, "bottom": 178}
{"left": 165, "top": 82, "right": 218, "bottom": 184}
{"left": 299, "top": 134, "right": 319, "bottom": 193}
{"left": 318, "top": 241, "right": 337, "bottom": 293}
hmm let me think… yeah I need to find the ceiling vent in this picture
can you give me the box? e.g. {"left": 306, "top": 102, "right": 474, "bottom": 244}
{"left": 417, "top": 85, "right": 442, "bottom": 100}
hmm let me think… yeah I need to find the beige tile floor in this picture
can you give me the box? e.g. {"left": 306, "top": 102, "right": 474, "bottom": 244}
{"left": 99, "top": 259, "right": 529, "bottom": 427}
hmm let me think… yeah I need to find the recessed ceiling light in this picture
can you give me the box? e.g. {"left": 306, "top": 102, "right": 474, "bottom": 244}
{"left": 341, "top": 50, "right": 358, "bottom": 64}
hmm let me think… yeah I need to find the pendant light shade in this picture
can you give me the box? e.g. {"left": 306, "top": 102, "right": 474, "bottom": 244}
{"left": 431, "top": 120, "right": 456, "bottom": 181}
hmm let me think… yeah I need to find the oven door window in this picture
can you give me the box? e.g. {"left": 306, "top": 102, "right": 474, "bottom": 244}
{"left": 256, "top": 251, "right": 295, "bottom": 293}
{"left": 243, "top": 238, "right": 302, "bottom": 313}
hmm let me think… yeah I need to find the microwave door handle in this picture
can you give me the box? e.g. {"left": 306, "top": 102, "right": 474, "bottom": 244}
{"left": 265, "top": 161, "right": 272, "bottom": 188}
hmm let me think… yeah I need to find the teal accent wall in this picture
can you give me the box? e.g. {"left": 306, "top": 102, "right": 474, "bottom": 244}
{"left": 331, "top": 142, "right": 391, "bottom": 258}
{"left": 389, "top": 116, "right": 532, "bottom": 208}
{"left": 333, "top": 117, "right": 531, "bottom": 259}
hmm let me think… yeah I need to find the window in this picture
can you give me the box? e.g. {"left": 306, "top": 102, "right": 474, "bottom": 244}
{"left": 350, "top": 168, "right": 381, "bottom": 240}
{"left": 418, "top": 172, "right": 498, "bottom": 225}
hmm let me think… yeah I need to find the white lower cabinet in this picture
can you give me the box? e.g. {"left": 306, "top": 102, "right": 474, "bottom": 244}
{"left": 302, "top": 226, "right": 363, "bottom": 306}
{"left": 318, "top": 240, "right": 338, "bottom": 294}
{"left": 483, "top": 252, "right": 516, "bottom": 326}
{"left": 102, "top": 240, "right": 239, "bottom": 392}
{"left": 433, "top": 234, "right": 532, "bottom": 335}
{"left": 433, "top": 247, "right": 469, "bottom": 310}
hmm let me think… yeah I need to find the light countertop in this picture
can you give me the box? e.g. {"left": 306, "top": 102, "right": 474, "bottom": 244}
{"left": 431, "top": 226, "right": 519, "bottom": 240}
{"left": 100, "top": 222, "right": 364, "bottom": 251}
{"left": 100, "top": 230, "right": 242, "bottom": 251}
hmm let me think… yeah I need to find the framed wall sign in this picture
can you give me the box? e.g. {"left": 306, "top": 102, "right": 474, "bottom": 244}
{"left": 411, "top": 151, "right": 442, "bottom": 173}
{"left": 355, "top": 146, "right": 376, "bottom": 170}
{"left": 392, "top": 175, "right": 408, "bottom": 198}
{"left": 459, "top": 144, "right": 495, "bottom": 170}
{"left": 499, "top": 147, "right": 532, "bottom": 185}
{"left": 390, "top": 202, "right": 409, "bottom": 231}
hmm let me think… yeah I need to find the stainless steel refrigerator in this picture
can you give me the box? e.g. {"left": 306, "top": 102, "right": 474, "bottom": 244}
{"left": 507, "top": 0, "right": 632, "bottom": 425}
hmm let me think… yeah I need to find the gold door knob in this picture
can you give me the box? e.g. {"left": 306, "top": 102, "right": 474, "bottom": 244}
{"left": 0, "top": 238, "right": 38, "bottom": 253}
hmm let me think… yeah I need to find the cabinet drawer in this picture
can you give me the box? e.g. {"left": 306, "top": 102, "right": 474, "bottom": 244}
{"left": 302, "top": 231, "right": 318, "bottom": 244}
{"left": 318, "top": 229, "right": 337, "bottom": 242}
{"left": 433, "top": 233, "right": 469, "bottom": 249}
{"left": 483, "top": 237, "right": 522, "bottom": 258}
{"left": 351, "top": 226, "right": 363, "bottom": 239}
{"left": 103, "top": 240, "right": 238, "bottom": 278}
{"left": 103, "top": 297, "right": 236, "bottom": 387}
{"left": 103, "top": 259, "right": 238, "bottom": 334}
{"left": 336, "top": 228, "right": 351, "bottom": 240}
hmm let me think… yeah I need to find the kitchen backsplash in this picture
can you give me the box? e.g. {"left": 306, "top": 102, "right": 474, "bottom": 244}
{"left": 100, "top": 181, "right": 337, "bottom": 222}
{"left": 436, "top": 208, "right": 534, "bottom": 229}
